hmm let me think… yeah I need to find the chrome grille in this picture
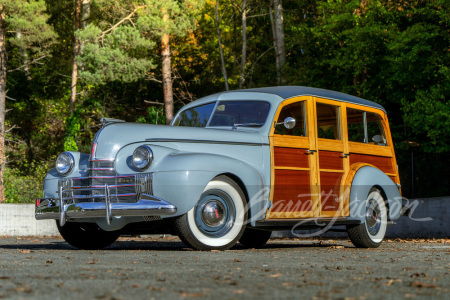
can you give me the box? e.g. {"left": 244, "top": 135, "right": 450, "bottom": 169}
{"left": 59, "top": 159, "right": 153, "bottom": 204}
{"left": 90, "top": 160, "right": 136, "bottom": 203}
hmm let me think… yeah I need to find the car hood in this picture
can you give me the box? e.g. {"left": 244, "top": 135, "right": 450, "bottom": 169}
{"left": 93, "top": 123, "right": 266, "bottom": 159}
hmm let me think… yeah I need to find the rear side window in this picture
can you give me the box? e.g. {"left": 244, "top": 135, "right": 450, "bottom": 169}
{"left": 347, "top": 108, "right": 387, "bottom": 145}
{"left": 174, "top": 103, "right": 215, "bottom": 127}
{"left": 347, "top": 108, "right": 365, "bottom": 142}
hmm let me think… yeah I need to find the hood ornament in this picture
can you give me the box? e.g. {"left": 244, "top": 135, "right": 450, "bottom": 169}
{"left": 100, "top": 118, "right": 126, "bottom": 127}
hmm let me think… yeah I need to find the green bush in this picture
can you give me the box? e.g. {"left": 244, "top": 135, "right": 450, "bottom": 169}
{"left": 4, "top": 161, "right": 53, "bottom": 203}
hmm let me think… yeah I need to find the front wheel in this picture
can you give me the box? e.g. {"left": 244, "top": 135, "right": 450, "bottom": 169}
{"left": 175, "top": 176, "right": 247, "bottom": 251}
{"left": 347, "top": 188, "right": 388, "bottom": 248}
{"left": 57, "top": 221, "right": 120, "bottom": 250}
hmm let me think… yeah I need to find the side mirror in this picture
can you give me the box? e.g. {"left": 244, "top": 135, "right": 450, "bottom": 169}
{"left": 276, "top": 117, "right": 297, "bottom": 130}
{"left": 283, "top": 117, "right": 296, "bottom": 129}
{"left": 372, "top": 134, "right": 384, "bottom": 144}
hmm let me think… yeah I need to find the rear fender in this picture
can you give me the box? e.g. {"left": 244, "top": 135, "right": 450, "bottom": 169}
{"left": 348, "top": 166, "right": 402, "bottom": 222}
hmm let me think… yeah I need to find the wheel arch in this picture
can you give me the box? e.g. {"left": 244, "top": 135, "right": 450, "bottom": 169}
{"left": 153, "top": 152, "right": 268, "bottom": 223}
{"left": 347, "top": 165, "right": 402, "bottom": 222}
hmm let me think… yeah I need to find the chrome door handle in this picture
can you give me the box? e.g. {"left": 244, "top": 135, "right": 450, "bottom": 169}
{"left": 304, "top": 149, "right": 317, "bottom": 155}
{"left": 340, "top": 153, "right": 350, "bottom": 158}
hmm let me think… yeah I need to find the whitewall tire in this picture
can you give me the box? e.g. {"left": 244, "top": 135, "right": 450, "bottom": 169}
{"left": 175, "top": 175, "right": 247, "bottom": 251}
{"left": 347, "top": 188, "right": 388, "bottom": 248}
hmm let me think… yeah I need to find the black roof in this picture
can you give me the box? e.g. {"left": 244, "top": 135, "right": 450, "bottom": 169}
{"left": 224, "top": 86, "right": 386, "bottom": 112}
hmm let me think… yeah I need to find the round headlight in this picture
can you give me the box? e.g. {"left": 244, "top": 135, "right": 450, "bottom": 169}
{"left": 132, "top": 145, "right": 153, "bottom": 171}
{"left": 56, "top": 152, "right": 74, "bottom": 175}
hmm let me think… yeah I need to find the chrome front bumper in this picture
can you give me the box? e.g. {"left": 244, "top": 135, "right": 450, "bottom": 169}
{"left": 36, "top": 193, "right": 177, "bottom": 226}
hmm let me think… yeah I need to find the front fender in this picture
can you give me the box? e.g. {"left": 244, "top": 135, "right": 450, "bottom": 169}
{"left": 348, "top": 166, "right": 402, "bottom": 222}
{"left": 43, "top": 152, "right": 90, "bottom": 198}
{"left": 153, "top": 152, "right": 268, "bottom": 224}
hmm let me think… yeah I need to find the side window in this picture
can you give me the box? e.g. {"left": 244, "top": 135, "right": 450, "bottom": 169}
{"left": 347, "top": 108, "right": 365, "bottom": 143}
{"left": 274, "top": 101, "right": 306, "bottom": 136}
{"left": 316, "top": 103, "right": 340, "bottom": 140}
{"left": 367, "top": 112, "right": 387, "bottom": 146}
{"left": 346, "top": 108, "right": 387, "bottom": 146}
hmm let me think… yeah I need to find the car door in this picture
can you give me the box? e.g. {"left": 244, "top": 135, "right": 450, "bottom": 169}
{"left": 313, "top": 98, "right": 349, "bottom": 217}
{"left": 267, "top": 97, "right": 320, "bottom": 219}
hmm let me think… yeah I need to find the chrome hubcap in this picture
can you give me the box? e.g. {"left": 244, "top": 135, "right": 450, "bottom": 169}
{"left": 194, "top": 190, "right": 236, "bottom": 238}
{"left": 365, "top": 199, "right": 381, "bottom": 236}
{"left": 201, "top": 200, "right": 226, "bottom": 227}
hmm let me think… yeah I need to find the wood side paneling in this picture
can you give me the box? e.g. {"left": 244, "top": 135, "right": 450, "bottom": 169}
{"left": 319, "top": 151, "right": 343, "bottom": 170}
{"left": 274, "top": 147, "right": 309, "bottom": 168}
{"left": 319, "top": 172, "right": 342, "bottom": 212}
{"left": 272, "top": 170, "right": 312, "bottom": 213}
{"left": 349, "top": 153, "right": 394, "bottom": 174}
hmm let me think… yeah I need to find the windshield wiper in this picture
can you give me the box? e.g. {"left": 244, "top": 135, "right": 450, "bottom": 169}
{"left": 232, "top": 123, "right": 265, "bottom": 130}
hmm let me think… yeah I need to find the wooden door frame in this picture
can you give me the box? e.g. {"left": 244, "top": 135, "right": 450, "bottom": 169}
{"left": 266, "top": 96, "right": 320, "bottom": 219}
{"left": 313, "top": 97, "right": 350, "bottom": 218}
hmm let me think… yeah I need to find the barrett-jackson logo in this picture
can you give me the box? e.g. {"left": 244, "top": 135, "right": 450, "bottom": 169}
{"left": 118, "top": 178, "right": 133, "bottom": 184}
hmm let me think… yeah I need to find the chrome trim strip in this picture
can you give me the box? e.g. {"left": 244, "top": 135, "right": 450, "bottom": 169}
{"left": 105, "top": 183, "right": 112, "bottom": 225}
{"left": 89, "top": 159, "right": 115, "bottom": 162}
{"left": 67, "top": 193, "right": 136, "bottom": 200}
{"left": 59, "top": 185, "right": 66, "bottom": 226}
{"left": 71, "top": 175, "right": 135, "bottom": 180}
{"left": 145, "top": 138, "right": 268, "bottom": 146}
{"left": 71, "top": 184, "right": 135, "bottom": 189}
{"left": 90, "top": 168, "right": 115, "bottom": 171}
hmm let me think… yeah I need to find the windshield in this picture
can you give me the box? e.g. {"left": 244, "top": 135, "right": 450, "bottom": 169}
{"left": 173, "top": 101, "right": 270, "bottom": 128}
{"left": 173, "top": 102, "right": 215, "bottom": 127}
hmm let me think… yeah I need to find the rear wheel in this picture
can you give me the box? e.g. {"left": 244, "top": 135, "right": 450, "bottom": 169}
{"left": 175, "top": 176, "right": 247, "bottom": 251}
{"left": 347, "top": 188, "right": 387, "bottom": 248}
{"left": 239, "top": 228, "right": 272, "bottom": 248}
{"left": 57, "top": 221, "right": 120, "bottom": 250}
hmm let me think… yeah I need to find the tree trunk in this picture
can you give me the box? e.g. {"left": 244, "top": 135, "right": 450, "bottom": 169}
{"left": 70, "top": 0, "right": 82, "bottom": 113}
{"left": 162, "top": 13, "right": 174, "bottom": 125}
{"left": 269, "top": 0, "right": 281, "bottom": 85}
{"left": 239, "top": 0, "right": 247, "bottom": 89}
{"left": 273, "top": 0, "right": 286, "bottom": 85}
{"left": 214, "top": 0, "right": 229, "bottom": 91}
{"left": 81, "top": 0, "right": 90, "bottom": 29}
{"left": 0, "top": 5, "right": 6, "bottom": 202}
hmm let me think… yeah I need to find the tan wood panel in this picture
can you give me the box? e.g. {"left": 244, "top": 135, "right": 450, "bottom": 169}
{"left": 271, "top": 169, "right": 313, "bottom": 213}
{"left": 349, "top": 153, "right": 394, "bottom": 174}
{"left": 274, "top": 147, "right": 309, "bottom": 168}
{"left": 319, "top": 150, "right": 344, "bottom": 170}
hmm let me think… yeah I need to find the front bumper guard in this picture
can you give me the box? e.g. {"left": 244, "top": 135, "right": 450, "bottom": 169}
{"left": 36, "top": 192, "right": 177, "bottom": 226}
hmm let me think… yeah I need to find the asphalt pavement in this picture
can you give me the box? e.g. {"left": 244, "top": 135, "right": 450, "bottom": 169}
{"left": 0, "top": 236, "right": 449, "bottom": 299}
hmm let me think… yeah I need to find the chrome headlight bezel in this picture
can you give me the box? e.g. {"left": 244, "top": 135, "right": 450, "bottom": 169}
{"left": 132, "top": 145, "right": 153, "bottom": 171}
{"left": 55, "top": 152, "right": 75, "bottom": 175}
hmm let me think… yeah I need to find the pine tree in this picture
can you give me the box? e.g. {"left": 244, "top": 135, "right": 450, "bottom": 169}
{"left": 77, "top": 0, "right": 205, "bottom": 124}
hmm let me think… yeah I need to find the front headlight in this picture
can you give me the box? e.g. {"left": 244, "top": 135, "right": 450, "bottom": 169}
{"left": 132, "top": 145, "right": 153, "bottom": 171}
{"left": 56, "top": 152, "right": 74, "bottom": 175}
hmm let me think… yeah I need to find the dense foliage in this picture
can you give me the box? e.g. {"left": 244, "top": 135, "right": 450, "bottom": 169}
{"left": 2, "top": 0, "right": 449, "bottom": 202}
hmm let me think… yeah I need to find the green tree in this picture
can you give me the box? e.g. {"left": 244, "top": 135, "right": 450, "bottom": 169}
{"left": 77, "top": 0, "right": 205, "bottom": 124}
{"left": 291, "top": 0, "right": 449, "bottom": 153}
{"left": 0, "top": 0, "right": 56, "bottom": 202}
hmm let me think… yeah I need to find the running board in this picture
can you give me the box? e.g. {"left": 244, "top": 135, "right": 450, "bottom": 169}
{"left": 255, "top": 218, "right": 361, "bottom": 230}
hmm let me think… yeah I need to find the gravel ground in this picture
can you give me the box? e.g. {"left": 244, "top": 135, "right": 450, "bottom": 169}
{"left": 0, "top": 236, "right": 449, "bottom": 300}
